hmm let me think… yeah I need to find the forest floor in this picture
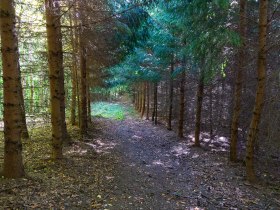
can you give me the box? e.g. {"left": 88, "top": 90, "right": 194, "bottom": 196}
{"left": 0, "top": 102, "right": 280, "bottom": 209}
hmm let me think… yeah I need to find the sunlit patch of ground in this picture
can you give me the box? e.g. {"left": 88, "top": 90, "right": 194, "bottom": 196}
{"left": 187, "top": 132, "right": 230, "bottom": 152}
{"left": 0, "top": 123, "right": 119, "bottom": 209}
{"left": 91, "top": 102, "right": 135, "bottom": 120}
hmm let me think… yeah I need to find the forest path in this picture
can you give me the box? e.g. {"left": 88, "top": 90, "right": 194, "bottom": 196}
{"left": 0, "top": 103, "right": 279, "bottom": 209}
{"left": 86, "top": 103, "right": 280, "bottom": 210}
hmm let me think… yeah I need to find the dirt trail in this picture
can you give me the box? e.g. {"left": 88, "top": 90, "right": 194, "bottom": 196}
{"left": 88, "top": 114, "right": 280, "bottom": 210}
{"left": 0, "top": 107, "right": 279, "bottom": 209}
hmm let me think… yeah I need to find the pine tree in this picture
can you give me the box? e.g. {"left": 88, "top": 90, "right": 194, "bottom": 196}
{"left": 0, "top": 0, "right": 25, "bottom": 178}
{"left": 45, "top": 0, "right": 64, "bottom": 159}
{"left": 245, "top": 0, "right": 268, "bottom": 182}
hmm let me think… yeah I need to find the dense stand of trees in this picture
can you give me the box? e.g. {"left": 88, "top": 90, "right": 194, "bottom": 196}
{"left": 107, "top": 0, "right": 279, "bottom": 183}
{"left": 0, "top": 0, "right": 279, "bottom": 183}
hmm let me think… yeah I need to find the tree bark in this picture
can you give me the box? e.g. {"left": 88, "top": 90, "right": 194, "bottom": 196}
{"left": 79, "top": 46, "right": 88, "bottom": 134}
{"left": 209, "top": 85, "right": 213, "bottom": 139}
{"left": 57, "top": 4, "right": 67, "bottom": 141}
{"left": 136, "top": 85, "right": 140, "bottom": 111}
{"left": 230, "top": 0, "right": 247, "bottom": 162}
{"left": 194, "top": 72, "right": 205, "bottom": 146}
{"left": 178, "top": 70, "right": 186, "bottom": 138}
{"left": 146, "top": 82, "right": 150, "bottom": 120}
{"left": 87, "top": 70, "right": 91, "bottom": 124}
{"left": 19, "top": 75, "right": 29, "bottom": 139}
{"left": 167, "top": 61, "right": 174, "bottom": 131}
{"left": 45, "top": 0, "right": 64, "bottom": 159}
{"left": 245, "top": 0, "right": 268, "bottom": 182}
{"left": 69, "top": 7, "right": 77, "bottom": 126}
{"left": 141, "top": 82, "right": 146, "bottom": 119}
{"left": 135, "top": 88, "right": 138, "bottom": 110}
{"left": 30, "top": 80, "right": 34, "bottom": 113}
{"left": 59, "top": 56, "right": 68, "bottom": 141}
{"left": 138, "top": 83, "right": 142, "bottom": 113}
{"left": 0, "top": 0, "right": 25, "bottom": 178}
{"left": 152, "top": 83, "right": 158, "bottom": 125}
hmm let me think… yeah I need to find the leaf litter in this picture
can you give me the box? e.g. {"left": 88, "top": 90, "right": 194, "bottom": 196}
{"left": 0, "top": 104, "right": 279, "bottom": 209}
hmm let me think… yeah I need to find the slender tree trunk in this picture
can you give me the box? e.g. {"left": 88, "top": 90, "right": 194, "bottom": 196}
{"left": 45, "top": 0, "right": 64, "bottom": 159}
{"left": 15, "top": 10, "right": 29, "bottom": 140}
{"left": 139, "top": 83, "right": 143, "bottom": 113}
{"left": 146, "top": 82, "right": 150, "bottom": 120}
{"left": 194, "top": 72, "right": 205, "bottom": 146}
{"left": 165, "top": 79, "right": 168, "bottom": 122}
{"left": 230, "top": 0, "right": 247, "bottom": 162}
{"left": 209, "top": 85, "right": 213, "bottom": 139}
{"left": 77, "top": 64, "right": 81, "bottom": 127}
{"left": 167, "top": 61, "right": 174, "bottom": 130}
{"left": 178, "top": 70, "right": 186, "bottom": 138}
{"left": 136, "top": 85, "right": 139, "bottom": 110}
{"left": 79, "top": 46, "right": 88, "bottom": 134}
{"left": 70, "top": 65, "right": 77, "bottom": 125}
{"left": 138, "top": 83, "right": 142, "bottom": 113}
{"left": 246, "top": 0, "right": 268, "bottom": 182}
{"left": 141, "top": 82, "right": 146, "bottom": 118}
{"left": 19, "top": 76, "right": 29, "bottom": 139}
{"left": 134, "top": 88, "right": 138, "bottom": 109}
{"left": 30, "top": 82, "right": 34, "bottom": 113}
{"left": 57, "top": 7, "right": 67, "bottom": 141}
{"left": 132, "top": 91, "right": 135, "bottom": 105}
{"left": 74, "top": 6, "right": 81, "bottom": 128}
{"left": 0, "top": 0, "right": 25, "bottom": 178}
{"left": 218, "top": 79, "right": 225, "bottom": 126}
{"left": 87, "top": 71, "right": 91, "bottom": 124}
{"left": 69, "top": 8, "right": 77, "bottom": 126}
{"left": 152, "top": 83, "right": 158, "bottom": 125}
{"left": 60, "top": 59, "right": 68, "bottom": 140}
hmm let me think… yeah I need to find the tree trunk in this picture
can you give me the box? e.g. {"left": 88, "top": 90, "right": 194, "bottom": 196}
{"left": 146, "top": 82, "right": 150, "bottom": 120}
{"left": 141, "top": 82, "right": 146, "bottom": 119}
{"left": 245, "top": 0, "right": 268, "bottom": 182}
{"left": 77, "top": 64, "right": 81, "bottom": 127}
{"left": 132, "top": 90, "right": 136, "bottom": 105}
{"left": 135, "top": 88, "right": 139, "bottom": 110}
{"left": 194, "top": 72, "right": 205, "bottom": 147}
{"left": 70, "top": 65, "right": 77, "bottom": 125}
{"left": 230, "top": 0, "right": 247, "bottom": 162}
{"left": 178, "top": 70, "right": 186, "bottom": 138}
{"left": 138, "top": 84, "right": 142, "bottom": 113}
{"left": 30, "top": 82, "right": 34, "bottom": 113}
{"left": 78, "top": 3, "right": 88, "bottom": 132}
{"left": 45, "top": 0, "right": 64, "bottom": 159}
{"left": 57, "top": 5, "right": 67, "bottom": 141}
{"left": 87, "top": 70, "right": 91, "bottom": 124}
{"left": 19, "top": 76, "right": 29, "bottom": 139}
{"left": 136, "top": 85, "right": 140, "bottom": 111}
{"left": 139, "top": 83, "right": 143, "bottom": 113}
{"left": 209, "top": 85, "right": 213, "bottom": 139}
{"left": 59, "top": 57, "right": 68, "bottom": 141}
{"left": 14, "top": 10, "right": 29, "bottom": 140}
{"left": 79, "top": 46, "right": 88, "bottom": 134}
{"left": 74, "top": 5, "right": 81, "bottom": 128}
{"left": 0, "top": 0, "right": 25, "bottom": 178}
{"left": 69, "top": 7, "right": 77, "bottom": 126}
{"left": 167, "top": 61, "right": 174, "bottom": 131}
{"left": 152, "top": 83, "right": 158, "bottom": 125}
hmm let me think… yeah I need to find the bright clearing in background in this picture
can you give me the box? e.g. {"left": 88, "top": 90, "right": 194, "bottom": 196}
{"left": 91, "top": 102, "right": 125, "bottom": 120}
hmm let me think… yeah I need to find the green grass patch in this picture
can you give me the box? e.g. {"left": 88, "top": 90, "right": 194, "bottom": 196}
{"left": 91, "top": 102, "right": 127, "bottom": 120}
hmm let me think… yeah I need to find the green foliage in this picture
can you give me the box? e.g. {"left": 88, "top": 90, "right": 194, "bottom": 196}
{"left": 92, "top": 102, "right": 126, "bottom": 120}
{"left": 103, "top": 0, "right": 243, "bottom": 91}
